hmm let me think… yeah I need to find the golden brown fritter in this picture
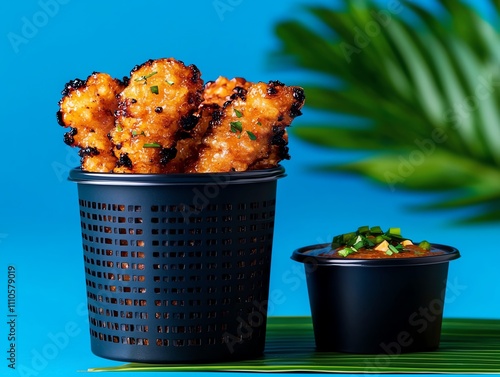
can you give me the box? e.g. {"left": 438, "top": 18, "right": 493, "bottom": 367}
{"left": 110, "top": 58, "right": 204, "bottom": 173}
{"left": 166, "top": 77, "right": 253, "bottom": 172}
{"left": 58, "top": 60, "right": 305, "bottom": 173}
{"left": 57, "top": 72, "right": 125, "bottom": 172}
{"left": 249, "top": 130, "right": 290, "bottom": 170}
{"left": 164, "top": 103, "right": 218, "bottom": 173}
{"left": 188, "top": 80, "right": 305, "bottom": 173}
{"left": 203, "top": 76, "right": 252, "bottom": 107}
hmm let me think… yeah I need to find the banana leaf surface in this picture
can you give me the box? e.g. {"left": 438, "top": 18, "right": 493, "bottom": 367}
{"left": 89, "top": 316, "right": 500, "bottom": 374}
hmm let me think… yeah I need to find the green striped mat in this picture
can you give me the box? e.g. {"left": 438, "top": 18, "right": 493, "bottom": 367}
{"left": 89, "top": 316, "right": 500, "bottom": 374}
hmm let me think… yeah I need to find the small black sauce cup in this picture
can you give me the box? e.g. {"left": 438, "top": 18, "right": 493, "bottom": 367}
{"left": 291, "top": 243, "right": 460, "bottom": 354}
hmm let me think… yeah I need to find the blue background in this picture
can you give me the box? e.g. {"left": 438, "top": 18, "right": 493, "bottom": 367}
{"left": 0, "top": 0, "right": 498, "bottom": 376}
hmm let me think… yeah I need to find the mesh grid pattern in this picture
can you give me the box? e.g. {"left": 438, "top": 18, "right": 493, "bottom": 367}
{"left": 75, "top": 179, "right": 278, "bottom": 362}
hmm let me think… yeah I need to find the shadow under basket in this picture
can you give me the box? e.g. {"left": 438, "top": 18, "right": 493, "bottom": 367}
{"left": 69, "top": 166, "right": 286, "bottom": 363}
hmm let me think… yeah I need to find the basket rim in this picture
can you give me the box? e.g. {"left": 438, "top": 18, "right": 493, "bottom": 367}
{"left": 68, "top": 165, "right": 286, "bottom": 186}
{"left": 291, "top": 243, "right": 460, "bottom": 267}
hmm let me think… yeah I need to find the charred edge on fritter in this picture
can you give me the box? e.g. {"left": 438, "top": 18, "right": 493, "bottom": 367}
{"left": 271, "top": 127, "right": 287, "bottom": 146}
{"left": 78, "top": 147, "right": 100, "bottom": 157}
{"left": 293, "top": 87, "right": 305, "bottom": 102}
{"left": 210, "top": 107, "right": 224, "bottom": 128}
{"left": 279, "top": 145, "right": 291, "bottom": 160}
{"left": 117, "top": 153, "right": 133, "bottom": 169}
{"left": 269, "top": 80, "right": 285, "bottom": 86}
{"left": 159, "top": 147, "right": 177, "bottom": 165}
{"left": 120, "top": 76, "right": 130, "bottom": 87}
{"left": 267, "top": 80, "right": 285, "bottom": 96}
{"left": 189, "top": 64, "right": 202, "bottom": 84}
{"left": 130, "top": 59, "right": 155, "bottom": 74}
{"left": 223, "top": 87, "right": 248, "bottom": 109}
{"left": 271, "top": 127, "right": 291, "bottom": 161}
{"left": 61, "top": 78, "right": 86, "bottom": 96}
{"left": 231, "top": 86, "right": 247, "bottom": 101}
{"left": 290, "top": 103, "right": 303, "bottom": 118}
{"left": 56, "top": 110, "right": 65, "bottom": 127}
{"left": 198, "top": 104, "right": 221, "bottom": 134}
{"left": 290, "top": 87, "right": 305, "bottom": 118}
{"left": 196, "top": 105, "right": 222, "bottom": 138}
{"left": 180, "top": 113, "right": 199, "bottom": 131}
{"left": 63, "top": 128, "right": 78, "bottom": 146}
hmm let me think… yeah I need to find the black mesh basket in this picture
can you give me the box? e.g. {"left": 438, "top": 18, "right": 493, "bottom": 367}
{"left": 68, "top": 167, "right": 286, "bottom": 363}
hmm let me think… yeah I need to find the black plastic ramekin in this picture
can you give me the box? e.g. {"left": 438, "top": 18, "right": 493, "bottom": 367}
{"left": 291, "top": 243, "right": 460, "bottom": 354}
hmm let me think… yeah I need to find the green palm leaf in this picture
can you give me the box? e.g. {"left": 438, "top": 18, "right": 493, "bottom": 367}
{"left": 89, "top": 317, "right": 500, "bottom": 373}
{"left": 273, "top": 0, "right": 500, "bottom": 224}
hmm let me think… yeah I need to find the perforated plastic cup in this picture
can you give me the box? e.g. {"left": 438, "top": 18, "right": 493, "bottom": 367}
{"left": 69, "top": 166, "right": 285, "bottom": 363}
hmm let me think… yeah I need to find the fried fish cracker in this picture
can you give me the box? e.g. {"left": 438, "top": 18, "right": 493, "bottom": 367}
{"left": 110, "top": 58, "right": 204, "bottom": 173}
{"left": 57, "top": 72, "right": 125, "bottom": 172}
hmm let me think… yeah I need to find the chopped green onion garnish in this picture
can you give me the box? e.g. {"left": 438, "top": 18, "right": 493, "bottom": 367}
{"left": 330, "top": 226, "right": 433, "bottom": 257}
{"left": 338, "top": 247, "right": 357, "bottom": 258}
{"left": 331, "top": 234, "right": 343, "bottom": 249}
{"left": 365, "top": 237, "right": 375, "bottom": 247}
{"left": 257, "top": 121, "right": 262, "bottom": 126}
{"left": 358, "top": 225, "right": 370, "bottom": 234}
{"left": 388, "top": 244, "right": 400, "bottom": 254}
{"left": 342, "top": 232, "right": 356, "bottom": 243}
{"left": 230, "top": 121, "right": 243, "bottom": 133}
{"left": 247, "top": 131, "right": 257, "bottom": 140}
{"left": 116, "top": 125, "right": 123, "bottom": 132}
{"left": 418, "top": 241, "right": 431, "bottom": 251}
{"left": 165, "top": 80, "right": 174, "bottom": 85}
{"left": 143, "top": 142, "right": 161, "bottom": 148}
{"left": 387, "top": 227, "right": 401, "bottom": 236}
{"left": 134, "top": 71, "right": 158, "bottom": 83}
{"left": 353, "top": 239, "right": 365, "bottom": 250}
{"left": 234, "top": 109, "right": 243, "bottom": 118}
{"left": 150, "top": 85, "right": 159, "bottom": 94}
